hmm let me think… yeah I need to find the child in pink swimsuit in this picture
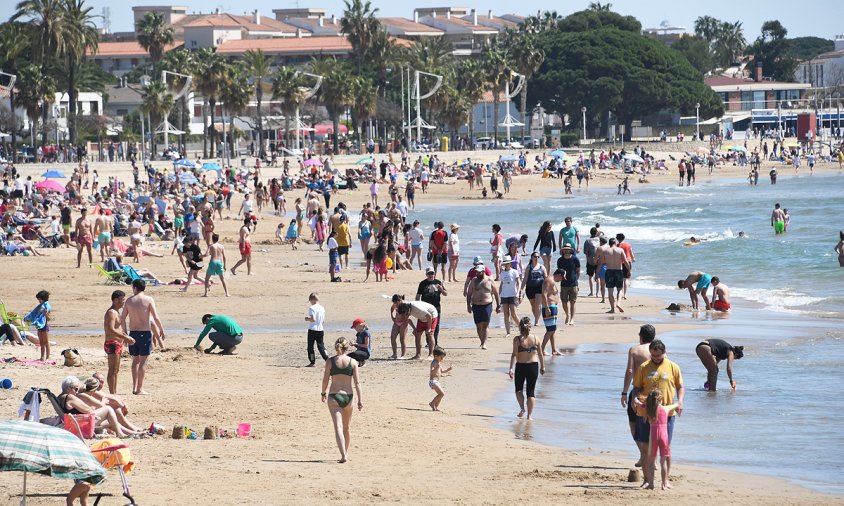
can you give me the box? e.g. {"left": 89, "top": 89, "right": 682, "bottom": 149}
{"left": 645, "top": 389, "right": 679, "bottom": 490}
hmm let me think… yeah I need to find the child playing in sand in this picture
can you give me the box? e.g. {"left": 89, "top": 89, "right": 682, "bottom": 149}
{"left": 644, "top": 389, "right": 679, "bottom": 490}
{"left": 275, "top": 222, "right": 286, "bottom": 243}
{"left": 24, "top": 290, "right": 51, "bottom": 361}
{"left": 429, "top": 348, "right": 453, "bottom": 411}
{"left": 285, "top": 219, "right": 299, "bottom": 250}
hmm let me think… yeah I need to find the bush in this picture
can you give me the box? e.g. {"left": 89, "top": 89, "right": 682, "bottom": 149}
{"left": 560, "top": 133, "right": 579, "bottom": 147}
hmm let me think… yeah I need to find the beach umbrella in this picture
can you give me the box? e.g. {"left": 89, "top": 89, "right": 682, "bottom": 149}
{"left": 134, "top": 196, "right": 167, "bottom": 214}
{"left": 173, "top": 159, "right": 196, "bottom": 167}
{"left": 303, "top": 158, "right": 323, "bottom": 167}
{"left": 356, "top": 157, "right": 374, "bottom": 165}
{"left": 499, "top": 154, "right": 519, "bottom": 162}
{"left": 34, "top": 180, "right": 66, "bottom": 193}
{"left": 0, "top": 420, "right": 106, "bottom": 505}
{"left": 178, "top": 174, "right": 199, "bottom": 185}
{"left": 728, "top": 146, "right": 748, "bottom": 153}
{"left": 623, "top": 154, "right": 644, "bottom": 163}
{"left": 41, "top": 170, "right": 66, "bottom": 179}
{"left": 549, "top": 150, "right": 567, "bottom": 157}
{"left": 201, "top": 162, "right": 222, "bottom": 171}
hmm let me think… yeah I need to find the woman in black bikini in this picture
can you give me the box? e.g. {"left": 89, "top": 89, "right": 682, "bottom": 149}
{"left": 507, "top": 318, "right": 546, "bottom": 419}
{"left": 695, "top": 339, "right": 744, "bottom": 391}
{"left": 58, "top": 376, "right": 140, "bottom": 438}
{"left": 321, "top": 338, "right": 363, "bottom": 463}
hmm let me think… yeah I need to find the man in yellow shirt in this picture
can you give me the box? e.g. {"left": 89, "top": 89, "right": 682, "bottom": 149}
{"left": 335, "top": 216, "right": 353, "bottom": 270}
{"left": 631, "top": 339, "right": 684, "bottom": 453}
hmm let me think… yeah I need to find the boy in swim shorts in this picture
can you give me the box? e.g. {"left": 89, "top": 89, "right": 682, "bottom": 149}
{"left": 428, "top": 348, "right": 453, "bottom": 411}
{"left": 677, "top": 271, "right": 712, "bottom": 310}
{"left": 104, "top": 290, "right": 135, "bottom": 394}
{"left": 204, "top": 233, "right": 229, "bottom": 297}
{"left": 540, "top": 270, "right": 564, "bottom": 356}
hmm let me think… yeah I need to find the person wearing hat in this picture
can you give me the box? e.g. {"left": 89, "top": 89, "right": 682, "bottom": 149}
{"left": 466, "top": 264, "right": 501, "bottom": 349}
{"left": 499, "top": 254, "right": 522, "bottom": 337}
{"left": 463, "top": 256, "right": 493, "bottom": 298}
{"left": 194, "top": 314, "right": 243, "bottom": 355}
{"left": 349, "top": 319, "right": 371, "bottom": 366}
{"left": 447, "top": 223, "right": 461, "bottom": 282}
{"left": 556, "top": 245, "right": 580, "bottom": 325}
{"left": 416, "top": 267, "right": 447, "bottom": 345}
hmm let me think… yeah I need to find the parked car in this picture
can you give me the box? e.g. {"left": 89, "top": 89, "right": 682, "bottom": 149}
{"left": 474, "top": 136, "right": 492, "bottom": 150}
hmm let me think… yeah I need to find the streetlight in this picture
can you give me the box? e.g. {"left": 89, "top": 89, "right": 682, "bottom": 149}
{"left": 125, "top": 75, "right": 151, "bottom": 161}
{"left": 581, "top": 106, "right": 587, "bottom": 143}
{"left": 695, "top": 102, "right": 700, "bottom": 141}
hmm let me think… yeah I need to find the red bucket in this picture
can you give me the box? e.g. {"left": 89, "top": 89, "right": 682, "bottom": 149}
{"left": 64, "top": 414, "right": 96, "bottom": 439}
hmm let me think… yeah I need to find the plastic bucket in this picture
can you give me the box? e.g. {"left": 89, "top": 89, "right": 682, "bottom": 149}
{"left": 1, "top": 378, "right": 12, "bottom": 389}
{"left": 237, "top": 422, "right": 252, "bottom": 437}
{"left": 64, "top": 414, "right": 96, "bottom": 439}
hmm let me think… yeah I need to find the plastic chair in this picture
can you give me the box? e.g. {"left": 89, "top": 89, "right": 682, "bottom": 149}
{"left": 91, "top": 442, "right": 137, "bottom": 506}
{"left": 90, "top": 263, "right": 127, "bottom": 285}
{"left": 0, "top": 298, "right": 31, "bottom": 331}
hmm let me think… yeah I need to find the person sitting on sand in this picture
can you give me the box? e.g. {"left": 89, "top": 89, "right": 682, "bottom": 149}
{"left": 57, "top": 376, "right": 141, "bottom": 438}
{"left": 321, "top": 337, "right": 363, "bottom": 463}
{"left": 677, "top": 271, "right": 712, "bottom": 310}
{"left": 195, "top": 314, "right": 243, "bottom": 355}
{"left": 76, "top": 376, "right": 144, "bottom": 433}
{"left": 695, "top": 338, "right": 743, "bottom": 391}
{"left": 508, "top": 317, "right": 545, "bottom": 420}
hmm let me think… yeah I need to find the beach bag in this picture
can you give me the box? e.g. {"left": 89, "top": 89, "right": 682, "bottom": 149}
{"left": 64, "top": 413, "right": 96, "bottom": 439}
{"left": 62, "top": 349, "right": 84, "bottom": 367}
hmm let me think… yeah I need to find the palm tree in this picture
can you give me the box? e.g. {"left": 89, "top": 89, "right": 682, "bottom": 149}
{"left": 0, "top": 21, "right": 32, "bottom": 161}
{"left": 16, "top": 63, "right": 56, "bottom": 146}
{"left": 403, "top": 36, "right": 454, "bottom": 74}
{"left": 270, "top": 66, "right": 308, "bottom": 150}
{"left": 588, "top": 2, "right": 613, "bottom": 11}
{"left": 192, "top": 48, "right": 227, "bottom": 158}
{"left": 311, "top": 57, "right": 353, "bottom": 154}
{"left": 160, "top": 48, "right": 194, "bottom": 156}
{"left": 507, "top": 30, "right": 544, "bottom": 142}
{"left": 340, "top": 0, "right": 381, "bottom": 74}
{"left": 350, "top": 76, "right": 377, "bottom": 150}
{"left": 141, "top": 80, "right": 174, "bottom": 160}
{"left": 454, "top": 58, "right": 486, "bottom": 149}
{"left": 14, "top": 0, "right": 68, "bottom": 146}
{"left": 243, "top": 49, "right": 273, "bottom": 158}
{"left": 218, "top": 63, "right": 251, "bottom": 159}
{"left": 438, "top": 82, "right": 472, "bottom": 147}
{"left": 61, "top": 0, "right": 99, "bottom": 146}
{"left": 481, "top": 43, "right": 510, "bottom": 147}
{"left": 136, "top": 12, "right": 174, "bottom": 65}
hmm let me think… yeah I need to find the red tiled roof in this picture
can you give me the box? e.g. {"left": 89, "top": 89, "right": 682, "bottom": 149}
{"left": 216, "top": 37, "right": 351, "bottom": 54}
{"left": 88, "top": 41, "right": 179, "bottom": 57}
{"left": 184, "top": 13, "right": 300, "bottom": 32}
{"left": 380, "top": 17, "right": 443, "bottom": 34}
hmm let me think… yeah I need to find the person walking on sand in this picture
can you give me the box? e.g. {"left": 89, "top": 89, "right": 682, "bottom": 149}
{"left": 120, "top": 279, "right": 165, "bottom": 395}
{"left": 771, "top": 203, "right": 785, "bottom": 234}
{"left": 499, "top": 255, "right": 522, "bottom": 338}
{"left": 621, "top": 324, "right": 657, "bottom": 468}
{"left": 203, "top": 233, "right": 229, "bottom": 297}
{"left": 305, "top": 293, "right": 328, "bottom": 367}
{"left": 710, "top": 277, "right": 730, "bottom": 311}
{"left": 835, "top": 231, "right": 844, "bottom": 267}
{"left": 74, "top": 207, "right": 94, "bottom": 268}
{"left": 695, "top": 338, "right": 743, "bottom": 391}
{"left": 677, "top": 271, "right": 712, "bottom": 310}
{"left": 616, "top": 233, "right": 635, "bottom": 299}
{"left": 508, "top": 317, "right": 545, "bottom": 419}
{"left": 181, "top": 236, "right": 204, "bottom": 292}
{"left": 490, "top": 224, "right": 504, "bottom": 281}
{"left": 532, "top": 221, "right": 557, "bottom": 273}
{"left": 428, "top": 347, "right": 453, "bottom": 411}
{"left": 540, "top": 270, "right": 563, "bottom": 356}
{"left": 466, "top": 265, "right": 501, "bottom": 350}
{"left": 103, "top": 290, "right": 135, "bottom": 395}
{"left": 416, "top": 267, "right": 447, "bottom": 345}
{"left": 93, "top": 210, "right": 114, "bottom": 262}
{"left": 644, "top": 389, "right": 680, "bottom": 490}
{"left": 522, "top": 252, "right": 547, "bottom": 325}
{"left": 194, "top": 314, "right": 243, "bottom": 355}
{"left": 604, "top": 238, "right": 629, "bottom": 314}
{"left": 556, "top": 245, "right": 580, "bottom": 325}
{"left": 631, "top": 339, "right": 684, "bottom": 490}
{"left": 321, "top": 337, "right": 363, "bottom": 463}
{"left": 231, "top": 217, "right": 253, "bottom": 276}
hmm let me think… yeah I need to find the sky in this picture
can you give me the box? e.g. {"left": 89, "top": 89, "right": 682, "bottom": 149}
{"left": 1, "top": 0, "right": 841, "bottom": 40}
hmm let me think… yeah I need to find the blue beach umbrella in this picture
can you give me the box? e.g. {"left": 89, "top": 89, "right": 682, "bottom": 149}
{"left": 134, "top": 195, "right": 167, "bottom": 214}
{"left": 41, "top": 170, "right": 66, "bottom": 179}
{"left": 173, "top": 159, "right": 196, "bottom": 167}
{"left": 549, "top": 150, "right": 567, "bottom": 158}
{"left": 201, "top": 162, "right": 222, "bottom": 171}
{"left": 356, "top": 157, "right": 374, "bottom": 165}
{"left": 499, "top": 154, "right": 519, "bottom": 162}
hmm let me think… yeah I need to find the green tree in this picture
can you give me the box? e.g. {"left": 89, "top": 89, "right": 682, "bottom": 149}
{"left": 672, "top": 35, "right": 714, "bottom": 75}
{"left": 141, "top": 79, "right": 173, "bottom": 159}
{"left": 349, "top": 76, "right": 377, "bottom": 149}
{"left": 243, "top": 49, "right": 272, "bottom": 158}
{"left": 16, "top": 63, "right": 56, "bottom": 145}
{"left": 136, "top": 12, "right": 174, "bottom": 65}
{"left": 694, "top": 16, "right": 746, "bottom": 69}
{"left": 311, "top": 57, "right": 353, "bottom": 154}
{"left": 14, "top": 0, "right": 68, "bottom": 146}
{"left": 785, "top": 37, "right": 834, "bottom": 61}
{"left": 531, "top": 25, "right": 723, "bottom": 140}
{"left": 507, "top": 29, "right": 545, "bottom": 141}
{"left": 340, "top": 0, "right": 381, "bottom": 74}
{"left": 556, "top": 7, "right": 641, "bottom": 33}
{"left": 61, "top": 0, "right": 99, "bottom": 145}
{"left": 748, "top": 20, "right": 797, "bottom": 82}
{"left": 159, "top": 48, "right": 194, "bottom": 155}
{"left": 480, "top": 42, "right": 511, "bottom": 145}
{"left": 0, "top": 21, "right": 32, "bottom": 160}
{"left": 218, "top": 63, "right": 251, "bottom": 158}
{"left": 271, "top": 66, "right": 309, "bottom": 149}
{"left": 192, "top": 48, "right": 227, "bottom": 158}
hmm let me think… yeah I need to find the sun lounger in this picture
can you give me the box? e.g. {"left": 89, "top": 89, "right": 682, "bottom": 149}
{"left": 90, "top": 263, "right": 127, "bottom": 285}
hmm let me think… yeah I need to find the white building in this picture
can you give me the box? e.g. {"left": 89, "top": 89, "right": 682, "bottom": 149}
{"left": 795, "top": 36, "right": 844, "bottom": 88}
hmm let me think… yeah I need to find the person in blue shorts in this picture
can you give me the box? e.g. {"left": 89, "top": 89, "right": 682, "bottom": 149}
{"left": 677, "top": 271, "right": 712, "bottom": 310}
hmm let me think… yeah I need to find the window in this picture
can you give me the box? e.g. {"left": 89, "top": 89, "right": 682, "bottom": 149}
{"left": 90, "top": 102, "right": 99, "bottom": 114}
{"left": 116, "top": 109, "right": 128, "bottom": 116}
{"left": 194, "top": 105, "right": 202, "bottom": 117}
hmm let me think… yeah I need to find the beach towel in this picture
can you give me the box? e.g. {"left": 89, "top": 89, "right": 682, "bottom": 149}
{"left": 18, "top": 390, "right": 41, "bottom": 422}
{"left": 91, "top": 438, "right": 136, "bottom": 474}
{"left": 4, "top": 357, "right": 57, "bottom": 365}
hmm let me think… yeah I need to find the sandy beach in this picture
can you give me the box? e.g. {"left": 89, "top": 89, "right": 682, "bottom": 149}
{"left": 1, "top": 144, "right": 839, "bottom": 504}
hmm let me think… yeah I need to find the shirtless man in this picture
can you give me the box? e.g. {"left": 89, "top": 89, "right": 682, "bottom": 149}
{"left": 604, "top": 238, "right": 630, "bottom": 313}
{"left": 594, "top": 237, "right": 609, "bottom": 303}
{"left": 540, "top": 269, "right": 564, "bottom": 356}
{"left": 621, "top": 324, "right": 657, "bottom": 467}
{"left": 93, "top": 210, "right": 114, "bottom": 262}
{"left": 120, "top": 279, "right": 165, "bottom": 395}
{"left": 230, "top": 217, "right": 253, "bottom": 276}
{"left": 711, "top": 277, "right": 731, "bottom": 312}
{"left": 204, "top": 233, "right": 229, "bottom": 297}
{"left": 677, "top": 271, "right": 713, "bottom": 310}
{"left": 103, "top": 290, "right": 135, "bottom": 394}
{"left": 466, "top": 265, "right": 501, "bottom": 349}
{"left": 74, "top": 208, "right": 94, "bottom": 268}
{"left": 771, "top": 203, "right": 785, "bottom": 234}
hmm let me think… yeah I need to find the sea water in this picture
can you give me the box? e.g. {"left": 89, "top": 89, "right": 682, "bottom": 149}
{"left": 407, "top": 170, "right": 844, "bottom": 494}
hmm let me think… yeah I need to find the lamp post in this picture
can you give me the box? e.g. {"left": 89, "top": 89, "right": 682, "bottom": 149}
{"left": 581, "top": 106, "right": 587, "bottom": 143}
{"left": 125, "top": 75, "right": 151, "bottom": 161}
{"left": 695, "top": 102, "right": 700, "bottom": 141}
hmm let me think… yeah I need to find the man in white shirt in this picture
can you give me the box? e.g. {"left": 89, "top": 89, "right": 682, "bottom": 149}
{"left": 499, "top": 255, "right": 522, "bottom": 337}
{"left": 396, "top": 195, "right": 409, "bottom": 224}
{"left": 23, "top": 176, "right": 33, "bottom": 197}
{"left": 400, "top": 300, "right": 438, "bottom": 360}
{"left": 305, "top": 292, "right": 327, "bottom": 366}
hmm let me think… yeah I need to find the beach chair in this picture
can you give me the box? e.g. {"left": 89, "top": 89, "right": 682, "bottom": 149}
{"left": 90, "top": 440, "right": 138, "bottom": 506}
{"left": 20, "top": 387, "right": 80, "bottom": 430}
{"left": 0, "top": 298, "right": 31, "bottom": 331}
{"left": 122, "top": 265, "right": 160, "bottom": 286}
{"left": 90, "top": 263, "right": 127, "bottom": 285}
